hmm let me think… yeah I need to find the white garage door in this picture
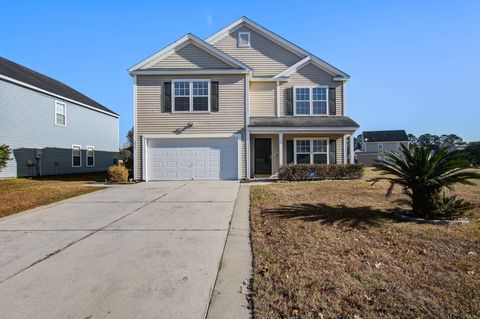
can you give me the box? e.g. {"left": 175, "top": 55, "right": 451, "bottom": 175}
{"left": 147, "top": 138, "right": 239, "bottom": 180}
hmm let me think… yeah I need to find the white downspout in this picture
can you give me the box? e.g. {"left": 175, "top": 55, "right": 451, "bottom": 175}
{"left": 276, "top": 80, "right": 280, "bottom": 117}
{"left": 133, "top": 75, "right": 138, "bottom": 180}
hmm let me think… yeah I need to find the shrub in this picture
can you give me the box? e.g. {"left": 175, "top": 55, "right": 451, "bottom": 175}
{"left": 435, "top": 194, "right": 475, "bottom": 219}
{"left": 372, "top": 144, "right": 480, "bottom": 219}
{"left": 108, "top": 165, "right": 129, "bottom": 183}
{"left": 0, "top": 144, "right": 12, "bottom": 169}
{"left": 278, "top": 164, "right": 364, "bottom": 181}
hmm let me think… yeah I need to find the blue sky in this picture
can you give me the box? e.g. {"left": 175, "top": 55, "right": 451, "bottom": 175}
{"left": 1, "top": 0, "right": 479, "bottom": 145}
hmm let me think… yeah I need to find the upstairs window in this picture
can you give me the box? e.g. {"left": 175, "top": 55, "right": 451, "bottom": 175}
{"left": 55, "top": 101, "right": 66, "bottom": 126}
{"left": 294, "top": 86, "right": 328, "bottom": 116}
{"left": 238, "top": 32, "right": 251, "bottom": 47}
{"left": 173, "top": 80, "right": 210, "bottom": 112}
{"left": 294, "top": 139, "right": 329, "bottom": 164}
{"left": 86, "top": 146, "right": 95, "bottom": 167}
{"left": 72, "top": 145, "right": 81, "bottom": 167}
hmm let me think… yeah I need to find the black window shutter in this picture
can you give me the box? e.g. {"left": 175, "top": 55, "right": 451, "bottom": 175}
{"left": 286, "top": 140, "right": 294, "bottom": 164}
{"left": 328, "top": 87, "right": 336, "bottom": 115}
{"left": 163, "top": 82, "right": 172, "bottom": 112}
{"left": 329, "top": 139, "right": 337, "bottom": 164}
{"left": 286, "top": 87, "right": 293, "bottom": 115}
{"left": 211, "top": 81, "right": 219, "bottom": 112}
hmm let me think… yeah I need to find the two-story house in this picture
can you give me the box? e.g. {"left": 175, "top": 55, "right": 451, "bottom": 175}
{"left": 0, "top": 57, "right": 119, "bottom": 178}
{"left": 356, "top": 130, "right": 409, "bottom": 165}
{"left": 129, "top": 17, "right": 359, "bottom": 181}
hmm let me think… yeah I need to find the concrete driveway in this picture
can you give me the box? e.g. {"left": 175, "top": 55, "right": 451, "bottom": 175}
{"left": 0, "top": 181, "right": 239, "bottom": 319}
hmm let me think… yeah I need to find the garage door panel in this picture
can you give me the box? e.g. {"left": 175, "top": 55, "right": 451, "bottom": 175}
{"left": 147, "top": 138, "right": 238, "bottom": 181}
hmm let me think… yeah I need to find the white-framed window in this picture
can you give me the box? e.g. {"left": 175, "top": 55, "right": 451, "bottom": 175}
{"left": 72, "top": 145, "right": 81, "bottom": 167}
{"left": 172, "top": 79, "right": 210, "bottom": 112}
{"left": 238, "top": 31, "right": 250, "bottom": 47}
{"left": 378, "top": 143, "right": 383, "bottom": 150}
{"left": 55, "top": 101, "right": 67, "bottom": 126}
{"left": 294, "top": 86, "right": 328, "bottom": 116}
{"left": 294, "top": 138, "right": 329, "bottom": 164}
{"left": 86, "top": 146, "right": 95, "bottom": 167}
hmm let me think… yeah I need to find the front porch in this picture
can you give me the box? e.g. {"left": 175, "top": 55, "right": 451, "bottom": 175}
{"left": 248, "top": 130, "right": 355, "bottom": 179}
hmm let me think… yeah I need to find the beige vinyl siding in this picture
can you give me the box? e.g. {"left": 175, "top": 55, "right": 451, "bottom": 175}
{"left": 333, "top": 136, "right": 343, "bottom": 164}
{"left": 279, "top": 63, "right": 343, "bottom": 116}
{"left": 213, "top": 25, "right": 304, "bottom": 76}
{"left": 150, "top": 43, "right": 231, "bottom": 69}
{"left": 249, "top": 82, "right": 276, "bottom": 117}
{"left": 135, "top": 74, "right": 246, "bottom": 179}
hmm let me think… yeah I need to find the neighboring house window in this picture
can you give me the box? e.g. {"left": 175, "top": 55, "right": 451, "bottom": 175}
{"left": 294, "top": 139, "right": 329, "bottom": 164}
{"left": 72, "top": 145, "right": 81, "bottom": 167}
{"left": 172, "top": 80, "right": 210, "bottom": 112}
{"left": 55, "top": 101, "right": 66, "bottom": 126}
{"left": 238, "top": 32, "right": 250, "bottom": 47}
{"left": 378, "top": 143, "right": 383, "bottom": 150}
{"left": 294, "top": 87, "right": 328, "bottom": 115}
{"left": 86, "top": 146, "right": 95, "bottom": 167}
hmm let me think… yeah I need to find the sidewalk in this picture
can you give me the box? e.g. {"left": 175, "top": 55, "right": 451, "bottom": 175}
{"left": 206, "top": 183, "right": 252, "bottom": 319}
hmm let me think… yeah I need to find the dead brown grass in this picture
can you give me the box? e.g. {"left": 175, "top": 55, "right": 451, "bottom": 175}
{"left": 250, "top": 168, "right": 480, "bottom": 318}
{"left": 0, "top": 178, "right": 103, "bottom": 218}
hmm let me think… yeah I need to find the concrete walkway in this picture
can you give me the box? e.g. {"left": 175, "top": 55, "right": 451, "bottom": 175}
{"left": 0, "top": 181, "right": 239, "bottom": 319}
{"left": 207, "top": 184, "right": 252, "bottom": 319}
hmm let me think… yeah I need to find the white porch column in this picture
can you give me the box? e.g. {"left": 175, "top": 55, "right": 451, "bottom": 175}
{"left": 343, "top": 135, "right": 348, "bottom": 164}
{"left": 349, "top": 134, "right": 354, "bottom": 164}
{"left": 278, "top": 132, "right": 284, "bottom": 167}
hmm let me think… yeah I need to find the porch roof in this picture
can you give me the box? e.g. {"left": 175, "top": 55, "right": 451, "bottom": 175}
{"left": 249, "top": 116, "right": 359, "bottom": 129}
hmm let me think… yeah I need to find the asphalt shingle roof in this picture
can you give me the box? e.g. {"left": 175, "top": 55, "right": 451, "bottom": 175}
{"left": 0, "top": 57, "right": 118, "bottom": 116}
{"left": 363, "top": 130, "right": 408, "bottom": 142}
{"left": 249, "top": 116, "right": 359, "bottom": 128}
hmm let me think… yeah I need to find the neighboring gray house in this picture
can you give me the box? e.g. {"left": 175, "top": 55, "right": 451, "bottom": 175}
{"left": 0, "top": 57, "right": 119, "bottom": 178}
{"left": 129, "top": 17, "right": 359, "bottom": 181}
{"left": 356, "top": 130, "right": 409, "bottom": 165}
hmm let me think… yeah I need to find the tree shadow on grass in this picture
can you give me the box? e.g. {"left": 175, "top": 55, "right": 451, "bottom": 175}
{"left": 263, "top": 203, "right": 395, "bottom": 229}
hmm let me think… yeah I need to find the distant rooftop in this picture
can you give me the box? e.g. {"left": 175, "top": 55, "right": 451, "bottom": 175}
{"left": 0, "top": 57, "right": 118, "bottom": 117}
{"left": 363, "top": 130, "right": 408, "bottom": 142}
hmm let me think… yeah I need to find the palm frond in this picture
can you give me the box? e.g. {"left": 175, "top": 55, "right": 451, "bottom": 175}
{"left": 371, "top": 144, "right": 480, "bottom": 218}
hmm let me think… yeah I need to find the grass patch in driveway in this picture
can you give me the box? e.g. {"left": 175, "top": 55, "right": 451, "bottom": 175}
{"left": 250, "top": 169, "right": 480, "bottom": 318}
{"left": 0, "top": 177, "right": 105, "bottom": 218}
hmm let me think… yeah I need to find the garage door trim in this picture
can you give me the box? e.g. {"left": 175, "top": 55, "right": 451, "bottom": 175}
{"left": 142, "top": 133, "right": 242, "bottom": 181}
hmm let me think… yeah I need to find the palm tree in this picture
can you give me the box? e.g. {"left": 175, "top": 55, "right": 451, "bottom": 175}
{"left": 371, "top": 144, "right": 480, "bottom": 218}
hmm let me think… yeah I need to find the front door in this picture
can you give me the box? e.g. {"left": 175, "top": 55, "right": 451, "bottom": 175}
{"left": 254, "top": 138, "right": 272, "bottom": 175}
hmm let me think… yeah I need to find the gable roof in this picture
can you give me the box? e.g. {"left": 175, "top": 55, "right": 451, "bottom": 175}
{"left": 0, "top": 57, "right": 118, "bottom": 117}
{"left": 274, "top": 56, "right": 312, "bottom": 78}
{"left": 128, "top": 34, "right": 251, "bottom": 73}
{"left": 363, "top": 130, "right": 409, "bottom": 143}
{"left": 206, "top": 16, "right": 350, "bottom": 79}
